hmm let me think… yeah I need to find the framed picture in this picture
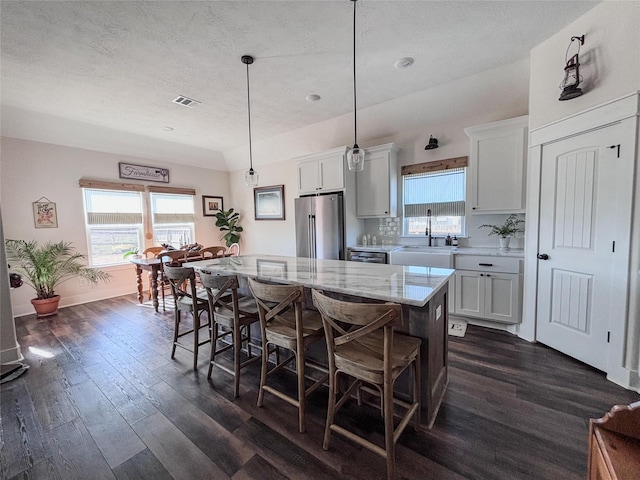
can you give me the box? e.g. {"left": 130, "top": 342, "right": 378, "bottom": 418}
{"left": 257, "top": 259, "right": 287, "bottom": 278}
{"left": 32, "top": 198, "right": 58, "bottom": 228}
{"left": 202, "top": 195, "right": 224, "bottom": 216}
{"left": 119, "top": 162, "right": 170, "bottom": 183}
{"left": 254, "top": 185, "right": 285, "bottom": 221}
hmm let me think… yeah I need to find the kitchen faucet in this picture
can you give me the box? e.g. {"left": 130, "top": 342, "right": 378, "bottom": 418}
{"left": 426, "top": 209, "right": 432, "bottom": 246}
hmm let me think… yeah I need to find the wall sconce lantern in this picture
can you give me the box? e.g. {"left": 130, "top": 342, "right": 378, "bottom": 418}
{"left": 559, "top": 35, "right": 585, "bottom": 101}
{"left": 424, "top": 135, "right": 439, "bottom": 150}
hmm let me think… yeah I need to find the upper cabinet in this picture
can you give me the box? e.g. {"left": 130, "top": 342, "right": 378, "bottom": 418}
{"left": 296, "top": 146, "right": 348, "bottom": 196}
{"left": 465, "top": 116, "right": 528, "bottom": 214}
{"left": 356, "top": 143, "right": 399, "bottom": 218}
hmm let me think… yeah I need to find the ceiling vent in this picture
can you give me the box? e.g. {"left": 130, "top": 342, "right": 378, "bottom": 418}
{"left": 172, "top": 95, "right": 201, "bottom": 108}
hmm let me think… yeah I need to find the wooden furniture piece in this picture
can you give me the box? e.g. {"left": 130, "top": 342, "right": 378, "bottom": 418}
{"left": 200, "top": 246, "right": 227, "bottom": 258}
{"left": 199, "top": 270, "right": 260, "bottom": 397}
{"left": 142, "top": 246, "right": 164, "bottom": 301}
{"left": 588, "top": 401, "right": 640, "bottom": 480}
{"left": 312, "top": 290, "right": 421, "bottom": 480}
{"left": 163, "top": 265, "right": 211, "bottom": 369}
{"left": 247, "top": 278, "right": 328, "bottom": 433}
{"left": 156, "top": 250, "right": 192, "bottom": 311}
{"left": 189, "top": 254, "right": 451, "bottom": 430}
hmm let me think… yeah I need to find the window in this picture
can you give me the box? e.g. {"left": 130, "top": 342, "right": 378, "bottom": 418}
{"left": 150, "top": 192, "right": 195, "bottom": 248}
{"left": 80, "top": 180, "right": 197, "bottom": 267}
{"left": 83, "top": 188, "right": 144, "bottom": 266}
{"left": 402, "top": 167, "right": 466, "bottom": 236}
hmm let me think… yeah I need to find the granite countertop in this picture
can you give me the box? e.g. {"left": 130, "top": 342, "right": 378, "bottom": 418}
{"left": 348, "top": 245, "right": 403, "bottom": 252}
{"left": 188, "top": 254, "right": 453, "bottom": 307}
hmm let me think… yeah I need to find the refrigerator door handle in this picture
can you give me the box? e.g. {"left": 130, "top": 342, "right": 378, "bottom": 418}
{"left": 310, "top": 214, "right": 317, "bottom": 258}
{"left": 307, "top": 215, "right": 314, "bottom": 259}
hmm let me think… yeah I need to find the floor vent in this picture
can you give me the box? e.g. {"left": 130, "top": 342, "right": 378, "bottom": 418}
{"left": 172, "top": 95, "right": 201, "bottom": 108}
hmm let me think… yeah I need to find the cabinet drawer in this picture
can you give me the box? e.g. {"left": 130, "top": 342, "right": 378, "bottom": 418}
{"left": 454, "top": 255, "right": 522, "bottom": 274}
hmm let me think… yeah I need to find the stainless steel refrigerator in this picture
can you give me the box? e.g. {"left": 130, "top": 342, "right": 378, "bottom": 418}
{"left": 295, "top": 193, "right": 344, "bottom": 260}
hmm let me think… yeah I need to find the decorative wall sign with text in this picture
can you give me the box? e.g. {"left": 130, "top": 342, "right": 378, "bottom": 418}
{"left": 32, "top": 197, "right": 58, "bottom": 228}
{"left": 119, "top": 162, "right": 170, "bottom": 183}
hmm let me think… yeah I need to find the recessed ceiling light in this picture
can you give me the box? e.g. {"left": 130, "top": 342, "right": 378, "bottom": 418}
{"left": 305, "top": 94, "right": 321, "bottom": 102}
{"left": 394, "top": 57, "right": 414, "bottom": 69}
{"left": 161, "top": 126, "right": 174, "bottom": 131}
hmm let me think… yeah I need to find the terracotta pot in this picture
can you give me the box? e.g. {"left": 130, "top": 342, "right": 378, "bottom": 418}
{"left": 31, "top": 296, "right": 61, "bottom": 317}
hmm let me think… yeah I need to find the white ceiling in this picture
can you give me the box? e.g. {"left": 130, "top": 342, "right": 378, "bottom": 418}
{"left": 0, "top": 1, "right": 599, "bottom": 171}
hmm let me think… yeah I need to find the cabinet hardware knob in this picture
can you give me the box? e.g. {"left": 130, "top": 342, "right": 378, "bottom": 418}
{"left": 486, "top": 274, "right": 491, "bottom": 277}
{"left": 537, "top": 253, "right": 549, "bottom": 260}
{"left": 480, "top": 273, "right": 484, "bottom": 277}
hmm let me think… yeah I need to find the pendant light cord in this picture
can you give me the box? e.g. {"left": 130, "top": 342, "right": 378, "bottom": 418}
{"left": 352, "top": 0, "right": 358, "bottom": 145}
{"left": 246, "top": 61, "right": 254, "bottom": 170}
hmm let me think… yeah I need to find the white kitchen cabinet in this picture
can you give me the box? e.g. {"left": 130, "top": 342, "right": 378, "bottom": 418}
{"left": 356, "top": 143, "right": 399, "bottom": 218}
{"left": 465, "top": 115, "right": 528, "bottom": 214}
{"left": 454, "top": 255, "right": 522, "bottom": 324}
{"left": 295, "top": 146, "right": 347, "bottom": 196}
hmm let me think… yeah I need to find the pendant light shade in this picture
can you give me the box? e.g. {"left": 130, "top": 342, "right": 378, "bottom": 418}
{"left": 346, "top": 0, "right": 365, "bottom": 172}
{"left": 242, "top": 55, "right": 259, "bottom": 187}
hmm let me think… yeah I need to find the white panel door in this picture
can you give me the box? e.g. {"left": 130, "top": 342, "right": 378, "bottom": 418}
{"left": 536, "top": 124, "right": 621, "bottom": 371}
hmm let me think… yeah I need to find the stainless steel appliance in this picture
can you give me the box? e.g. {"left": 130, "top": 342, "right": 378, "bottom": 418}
{"left": 348, "top": 249, "right": 387, "bottom": 264}
{"left": 295, "top": 193, "right": 344, "bottom": 260}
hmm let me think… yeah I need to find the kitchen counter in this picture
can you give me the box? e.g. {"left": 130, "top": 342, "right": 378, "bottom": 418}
{"left": 452, "top": 247, "right": 525, "bottom": 258}
{"left": 189, "top": 254, "right": 453, "bottom": 307}
{"left": 348, "top": 245, "right": 403, "bottom": 252}
{"left": 188, "top": 254, "right": 451, "bottom": 429}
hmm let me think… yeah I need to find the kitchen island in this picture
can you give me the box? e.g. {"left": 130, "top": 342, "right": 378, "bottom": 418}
{"left": 188, "top": 254, "right": 453, "bottom": 430}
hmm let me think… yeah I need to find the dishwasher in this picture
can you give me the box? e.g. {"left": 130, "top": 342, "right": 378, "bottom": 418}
{"left": 348, "top": 249, "right": 388, "bottom": 264}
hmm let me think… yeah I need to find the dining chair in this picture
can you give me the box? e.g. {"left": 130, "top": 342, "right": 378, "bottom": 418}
{"left": 163, "top": 264, "right": 211, "bottom": 370}
{"left": 247, "top": 278, "right": 327, "bottom": 433}
{"left": 200, "top": 246, "right": 227, "bottom": 258}
{"left": 311, "top": 289, "right": 421, "bottom": 480}
{"left": 226, "top": 243, "right": 240, "bottom": 256}
{"left": 199, "top": 270, "right": 260, "bottom": 397}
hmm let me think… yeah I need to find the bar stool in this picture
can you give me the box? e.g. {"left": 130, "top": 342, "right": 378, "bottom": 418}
{"left": 163, "top": 265, "right": 211, "bottom": 370}
{"left": 311, "top": 289, "right": 421, "bottom": 480}
{"left": 199, "top": 270, "right": 260, "bottom": 397}
{"left": 248, "top": 278, "right": 327, "bottom": 433}
{"left": 156, "top": 250, "right": 189, "bottom": 311}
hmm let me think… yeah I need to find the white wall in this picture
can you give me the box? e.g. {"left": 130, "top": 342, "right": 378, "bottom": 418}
{"left": 1, "top": 137, "right": 231, "bottom": 317}
{"left": 529, "top": 1, "right": 640, "bottom": 130}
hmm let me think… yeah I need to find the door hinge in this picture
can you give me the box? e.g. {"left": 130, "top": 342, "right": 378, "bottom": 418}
{"left": 608, "top": 144, "right": 621, "bottom": 158}
{"left": 607, "top": 331, "right": 611, "bottom": 343}
{"left": 612, "top": 241, "right": 616, "bottom": 253}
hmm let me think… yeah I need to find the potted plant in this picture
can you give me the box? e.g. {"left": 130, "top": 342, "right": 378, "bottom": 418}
{"left": 214, "top": 208, "right": 243, "bottom": 247}
{"left": 122, "top": 247, "right": 142, "bottom": 260}
{"left": 479, "top": 214, "right": 524, "bottom": 249}
{"left": 6, "top": 239, "right": 110, "bottom": 317}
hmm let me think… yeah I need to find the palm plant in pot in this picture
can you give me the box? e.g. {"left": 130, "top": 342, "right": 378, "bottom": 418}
{"left": 479, "top": 214, "right": 524, "bottom": 249}
{"left": 6, "top": 239, "right": 110, "bottom": 317}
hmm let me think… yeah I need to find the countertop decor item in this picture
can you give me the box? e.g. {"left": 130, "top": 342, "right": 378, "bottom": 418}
{"left": 241, "top": 55, "right": 259, "bottom": 186}
{"left": 346, "top": 0, "right": 366, "bottom": 172}
{"left": 5, "top": 239, "right": 110, "bottom": 317}
{"left": 214, "top": 208, "right": 243, "bottom": 247}
{"left": 479, "top": 214, "right": 524, "bottom": 250}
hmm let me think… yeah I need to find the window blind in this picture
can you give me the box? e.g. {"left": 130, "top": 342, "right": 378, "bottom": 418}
{"left": 84, "top": 189, "right": 143, "bottom": 225}
{"left": 403, "top": 168, "right": 466, "bottom": 218}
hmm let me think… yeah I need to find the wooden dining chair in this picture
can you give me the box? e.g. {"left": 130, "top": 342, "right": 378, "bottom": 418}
{"left": 200, "top": 246, "right": 227, "bottom": 258}
{"left": 311, "top": 289, "right": 421, "bottom": 480}
{"left": 248, "top": 278, "right": 327, "bottom": 433}
{"left": 163, "top": 264, "right": 211, "bottom": 370}
{"left": 226, "top": 243, "right": 240, "bottom": 256}
{"left": 199, "top": 270, "right": 260, "bottom": 397}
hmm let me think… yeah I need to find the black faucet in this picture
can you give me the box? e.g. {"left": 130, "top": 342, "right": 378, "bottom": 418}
{"left": 426, "top": 209, "right": 432, "bottom": 246}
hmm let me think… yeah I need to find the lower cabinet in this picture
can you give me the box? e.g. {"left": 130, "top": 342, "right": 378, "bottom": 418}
{"left": 453, "top": 255, "right": 522, "bottom": 324}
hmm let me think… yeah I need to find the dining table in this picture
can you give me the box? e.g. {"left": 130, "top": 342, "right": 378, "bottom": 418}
{"left": 186, "top": 254, "right": 454, "bottom": 430}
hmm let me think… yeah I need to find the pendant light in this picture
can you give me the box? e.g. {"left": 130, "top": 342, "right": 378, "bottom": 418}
{"left": 242, "top": 55, "right": 258, "bottom": 186}
{"left": 346, "top": 0, "right": 365, "bottom": 172}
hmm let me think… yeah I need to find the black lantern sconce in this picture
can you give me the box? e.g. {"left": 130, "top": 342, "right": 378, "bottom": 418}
{"left": 559, "top": 35, "right": 585, "bottom": 101}
{"left": 424, "top": 135, "right": 439, "bottom": 150}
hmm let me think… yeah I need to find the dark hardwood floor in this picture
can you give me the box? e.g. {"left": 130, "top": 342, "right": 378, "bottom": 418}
{"left": 1, "top": 295, "right": 638, "bottom": 480}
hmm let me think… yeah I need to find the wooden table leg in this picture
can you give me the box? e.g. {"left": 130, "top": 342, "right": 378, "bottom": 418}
{"left": 151, "top": 266, "right": 159, "bottom": 312}
{"left": 135, "top": 265, "right": 143, "bottom": 303}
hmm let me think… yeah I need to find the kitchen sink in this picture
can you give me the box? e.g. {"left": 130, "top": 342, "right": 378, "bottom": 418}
{"left": 389, "top": 246, "right": 454, "bottom": 268}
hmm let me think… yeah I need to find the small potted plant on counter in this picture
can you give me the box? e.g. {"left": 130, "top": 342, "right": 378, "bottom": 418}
{"left": 479, "top": 214, "right": 524, "bottom": 249}
{"left": 6, "top": 239, "right": 110, "bottom": 317}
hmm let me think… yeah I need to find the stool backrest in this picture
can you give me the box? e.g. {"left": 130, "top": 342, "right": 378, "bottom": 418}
{"left": 157, "top": 250, "right": 188, "bottom": 266}
{"left": 199, "top": 270, "right": 239, "bottom": 314}
{"left": 248, "top": 278, "right": 304, "bottom": 329}
{"left": 163, "top": 265, "right": 198, "bottom": 302}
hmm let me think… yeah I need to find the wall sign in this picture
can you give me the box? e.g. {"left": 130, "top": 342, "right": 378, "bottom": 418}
{"left": 119, "top": 162, "right": 170, "bottom": 183}
{"left": 32, "top": 197, "right": 58, "bottom": 228}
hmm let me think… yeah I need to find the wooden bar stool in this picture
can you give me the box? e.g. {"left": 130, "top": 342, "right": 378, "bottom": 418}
{"left": 163, "top": 265, "right": 211, "bottom": 370}
{"left": 157, "top": 250, "right": 189, "bottom": 311}
{"left": 199, "top": 270, "right": 261, "bottom": 397}
{"left": 311, "top": 289, "right": 421, "bottom": 480}
{"left": 248, "top": 278, "right": 327, "bottom": 433}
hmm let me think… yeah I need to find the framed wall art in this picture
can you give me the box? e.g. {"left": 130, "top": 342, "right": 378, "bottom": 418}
{"left": 202, "top": 195, "right": 224, "bottom": 216}
{"left": 32, "top": 197, "right": 58, "bottom": 228}
{"left": 254, "top": 185, "right": 285, "bottom": 220}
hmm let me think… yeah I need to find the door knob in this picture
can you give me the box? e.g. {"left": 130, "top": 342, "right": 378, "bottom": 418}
{"left": 537, "top": 253, "right": 549, "bottom": 260}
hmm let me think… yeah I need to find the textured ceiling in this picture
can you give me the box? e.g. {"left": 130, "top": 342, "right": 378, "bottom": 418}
{"left": 1, "top": 1, "right": 599, "bottom": 170}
